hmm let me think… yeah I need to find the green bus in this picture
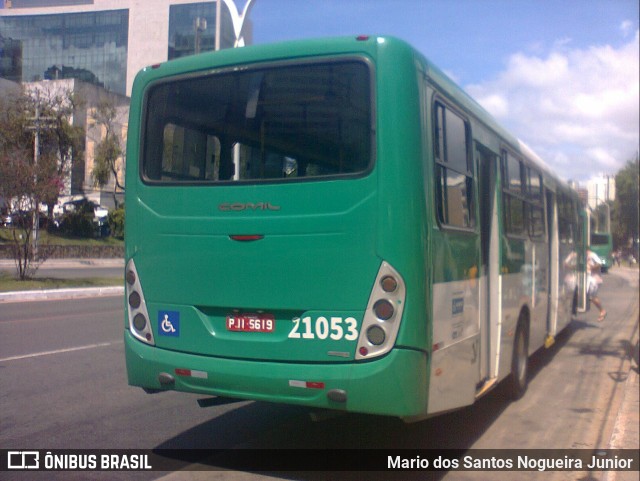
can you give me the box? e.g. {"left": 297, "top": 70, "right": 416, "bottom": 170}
{"left": 590, "top": 232, "right": 613, "bottom": 273}
{"left": 124, "top": 36, "right": 584, "bottom": 420}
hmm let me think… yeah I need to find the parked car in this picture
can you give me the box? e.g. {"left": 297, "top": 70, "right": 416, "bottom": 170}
{"left": 57, "top": 198, "right": 111, "bottom": 238}
{"left": 2, "top": 211, "right": 50, "bottom": 228}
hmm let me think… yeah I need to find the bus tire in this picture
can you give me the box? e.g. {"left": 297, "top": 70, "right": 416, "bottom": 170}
{"left": 508, "top": 316, "right": 529, "bottom": 400}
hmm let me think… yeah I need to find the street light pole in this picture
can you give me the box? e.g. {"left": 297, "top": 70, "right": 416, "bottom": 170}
{"left": 215, "top": 0, "right": 222, "bottom": 51}
{"left": 194, "top": 16, "right": 207, "bottom": 54}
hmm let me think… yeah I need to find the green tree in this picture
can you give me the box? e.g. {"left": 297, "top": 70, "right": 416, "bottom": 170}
{"left": 29, "top": 85, "right": 85, "bottom": 222}
{"left": 0, "top": 86, "right": 81, "bottom": 279}
{"left": 612, "top": 155, "right": 639, "bottom": 254}
{"left": 91, "top": 100, "right": 125, "bottom": 207}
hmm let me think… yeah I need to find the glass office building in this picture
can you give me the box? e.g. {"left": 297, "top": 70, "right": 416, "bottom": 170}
{"left": 0, "top": 10, "right": 129, "bottom": 93}
{"left": 0, "top": 1, "right": 239, "bottom": 96}
{"left": 169, "top": 3, "right": 235, "bottom": 60}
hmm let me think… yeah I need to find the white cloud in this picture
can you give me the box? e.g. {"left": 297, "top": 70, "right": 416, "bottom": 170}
{"left": 586, "top": 147, "right": 619, "bottom": 168}
{"left": 465, "top": 30, "right": 639, "bottom": 181}
{"left": 502, "top": 52, "right": 570, "bottom": 88}
{"left": 621, "top": 20, "right": 634, "bottom": 37}
{"left": 552, "top": 37, "right": 573, "bottom": 51}
{"left": 476, "top": 93, "right": 509, "bottom": 117}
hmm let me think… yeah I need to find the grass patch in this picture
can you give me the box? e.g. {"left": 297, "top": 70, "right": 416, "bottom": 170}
{"left": 0, "top": 229, "right": 123, "bottom": 246}
{"left": 0, "top": 271, "right": 121, "bottom": 292}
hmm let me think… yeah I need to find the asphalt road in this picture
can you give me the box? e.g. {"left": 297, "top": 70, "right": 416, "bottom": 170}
{"left": 0, "top": 268, "right": 638, "bottom": 481}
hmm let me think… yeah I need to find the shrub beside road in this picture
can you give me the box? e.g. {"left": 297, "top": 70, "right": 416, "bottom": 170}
{"left": 0, "top": 230, "right": 123, "bottom": 292}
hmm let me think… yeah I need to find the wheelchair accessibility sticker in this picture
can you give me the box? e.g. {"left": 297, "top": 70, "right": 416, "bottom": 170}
{"left": 158, "top": 311, "right": 180, "bottom": 337}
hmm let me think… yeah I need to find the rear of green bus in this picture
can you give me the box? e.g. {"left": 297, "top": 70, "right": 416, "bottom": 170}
{"left": 124, "top": 36, "right": 430, "bottom": 418}
{"left": 590, "top": 232, "right": 612, "bottom": 272}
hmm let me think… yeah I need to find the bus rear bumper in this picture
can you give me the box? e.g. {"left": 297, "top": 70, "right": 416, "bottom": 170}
{"left": 125, "top": 330, "right": 428, "bottom": 417}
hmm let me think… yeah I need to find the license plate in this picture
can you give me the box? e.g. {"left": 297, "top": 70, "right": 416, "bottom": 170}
{"left": 226, "top": 313, "right": 275, "bottom": 333}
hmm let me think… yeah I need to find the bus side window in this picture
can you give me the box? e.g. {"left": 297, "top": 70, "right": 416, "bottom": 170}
{"left": 218, "top": 141, "right": 235, "bottom": 180}
{"left": 558, "top": 194, "right": 575, "bottom": 244}
{"left": 501, "top": 151, "right": 526, "bottom": 236}
{"left": 161, "top": 123, "right": 221, "bottom": 181}
{"left": 527, "top": 168, "right": 545, "bottom": 239}
{"left": 434, "top": 102, "right": 474, "bottom": 229}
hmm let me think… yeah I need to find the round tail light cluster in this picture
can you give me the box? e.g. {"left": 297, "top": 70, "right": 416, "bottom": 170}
{"left": 356, "top": 261, "right": 406, "bottom": 360}
{"left": 126, "top": 259, "right": 154, "bottom": 345}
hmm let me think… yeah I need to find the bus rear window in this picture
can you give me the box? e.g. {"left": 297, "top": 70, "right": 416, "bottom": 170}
{"left": 142, "top": 60, "right": 373, "bottom": 183}
{"left": 591, "top": 233, "right": 611, "bottom": 245}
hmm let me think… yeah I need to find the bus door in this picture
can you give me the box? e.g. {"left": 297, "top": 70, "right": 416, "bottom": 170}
{"left": 546, "top": 190, "right": 559, "bottom": 343}
{"left": 476, "top": 144, "right": 501, "bottom": 389}
{"left": 521, "top": 169, "right": 549, "bottom": 351}
{"left": 577, "top": 210, "right": 590, "bottom": 312}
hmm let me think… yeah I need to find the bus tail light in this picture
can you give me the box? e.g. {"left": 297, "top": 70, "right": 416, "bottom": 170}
{"left": 126, "top": 259, "right": 155, "bottom": 345}
{"left": 355, "top": 261, "right": 406, "bottom": 360}
{"left": 373, "top": 299, "right": 394, "bottom": 320}
{"left": 366, "top": 325, "right": 386, "bottom": 345}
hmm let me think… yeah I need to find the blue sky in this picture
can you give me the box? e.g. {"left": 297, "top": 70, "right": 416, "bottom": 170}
{"left": 3, "top": 0, "right": 638, "bottom": 182}
{"left": 249, "top": 0, "right": 639, "bottom": 182}
{"left": 251, "top": 1, "right": 636, "bottom": 84}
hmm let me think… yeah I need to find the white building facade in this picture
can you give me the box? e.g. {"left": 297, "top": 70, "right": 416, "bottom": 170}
{"left": 586, "top": 174, "right": 616, "bottom": 210}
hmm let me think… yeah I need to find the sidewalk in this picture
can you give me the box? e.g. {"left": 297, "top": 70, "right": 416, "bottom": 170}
{"left": 602, "top": 267, "right": 639, "bottom": 481}
{"left": 605, "top": 330, "right": 640, "bottom": 481}
{"left": 0, "top": 257, "right": 124, "bottom": 303}
{"left": 0, "top": 257, "right": 124, "bottom": 268}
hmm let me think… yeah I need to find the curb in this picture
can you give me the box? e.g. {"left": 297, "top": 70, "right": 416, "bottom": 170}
{"left": 603, "top": 288, "right": 640, "bottom": 481}
{"left": 0, "top": 286, "right": 124, "bottom": 303}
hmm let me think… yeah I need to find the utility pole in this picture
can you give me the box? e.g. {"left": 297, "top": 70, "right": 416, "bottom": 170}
{"left": 26, "top": 105, "right": 55, "bottom": 260}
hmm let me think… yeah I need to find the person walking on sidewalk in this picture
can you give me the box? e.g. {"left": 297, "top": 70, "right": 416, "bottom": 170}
{"left": 587, "top": 247, "right": 607, "bottom": 321}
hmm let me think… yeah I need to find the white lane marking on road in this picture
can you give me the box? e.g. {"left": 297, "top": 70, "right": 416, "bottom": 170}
{"left": 0, "top": 340, "right": 123, "bottom": 362}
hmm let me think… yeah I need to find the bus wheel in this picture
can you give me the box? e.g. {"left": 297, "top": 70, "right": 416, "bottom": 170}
{"left": 508, "top": 317, "right": 529, "bottom": 400}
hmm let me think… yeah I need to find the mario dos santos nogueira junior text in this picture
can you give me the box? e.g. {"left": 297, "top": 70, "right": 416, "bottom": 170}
{"left": 387, "top": 453, "right": 637, "bottom": 472}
